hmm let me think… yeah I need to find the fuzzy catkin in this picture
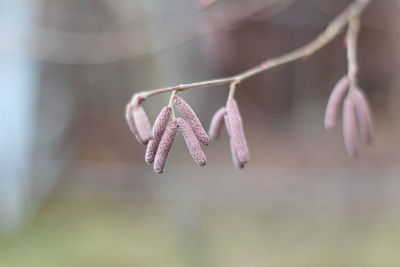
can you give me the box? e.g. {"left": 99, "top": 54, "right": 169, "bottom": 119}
{"left": 154, "top": 121, "right": 179, "bottom": 174}
{"left": 145, "top": 107, "right": 172, "bottom": 164}
{"left": 173, "top": 95, "right": 209, "bottom": 145}
{"left": 176, "top": 118, "right": 207, "bottom": 167}
{"left": 351, "top": 89, "right": 373, "bottom": 144}
{"left": 209, "top": 107, "right": 227, "bottom": 141}
{"left": 126, "top": 103, "right": 152, "bottom": 145}
{"left": 226, "top": 99, "right": 249, "bottom": 165}
{"left": 145, "top": 141, "right": 158, "bottom": 165}
{"left": 324, "top": 76, "right": 350, "bottom": 130}
{"left": 230, "top": 137, "right": 244, "bottom": 169}
{"left": 343, "top": 97, "right": 359, "bottom": 158}
{"left": 224, "top": 114, "right": 244, "bottom": 169}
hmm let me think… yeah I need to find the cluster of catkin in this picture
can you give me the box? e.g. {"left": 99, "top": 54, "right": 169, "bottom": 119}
{"left": 324, "top": 76, "right": 373, "bottom": 157}
{"left": 127, "top": 75, "right": 373, "bottom": 173}
{"left": 126, "top": 94, "right": 249, "bottom": 173}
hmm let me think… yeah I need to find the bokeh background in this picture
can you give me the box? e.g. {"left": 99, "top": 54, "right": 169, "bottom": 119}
{"left": 1, "top": 0, "right": 400, "bottom": 266}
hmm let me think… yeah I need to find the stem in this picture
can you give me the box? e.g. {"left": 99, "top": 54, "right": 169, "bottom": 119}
{"left": 346, "top": 17, "right": 361, "bottom": 92}
{"left": 168, "top": 90, "right": 177, "bottom": 120}
{"left": 136, "top": 0, "right": 372, "bottom": 101}
{"left": 228, "top": 80, "right": 239, "bottom": 99}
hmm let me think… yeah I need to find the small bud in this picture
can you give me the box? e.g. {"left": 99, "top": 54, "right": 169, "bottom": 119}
{"left": 301, "top": 55, "right": 310, "bottom": 62}
{"left": 145, "top": 107, "right": 172, "bottom": 164}
{"left": 343, "top": 97, "right": 359, "bottom": 158}
{"left": 209, "top": 107, "right": 226, "bottom": 141}
{"left": 351, "top": 89, "right": 373, "bottom": 144}
{"left": 154, "top": 121, "right": 179, "bottom": 174}
{"left": 324, "top": 76, "right": 350, "bottom": 130}
{"left": 173, "top": 95, "right": 209, "bottom": 145}
{"left": 177, "top": 118, "right": 207, "bottom": 167}
{"left": 226, "top": 99, "right": 249, "bottom": 166}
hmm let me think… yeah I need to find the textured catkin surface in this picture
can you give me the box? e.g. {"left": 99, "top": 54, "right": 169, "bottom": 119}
{"left": 224, "top": 114, "right": 243, "bottom": 169}
{"left": 343, "top": 97, "right": 358, "bottom": 158}
{"left": 173, "top": 96, "right": 209, "bottom": 145}
{"left": 176, "top": 118, "right": 207, "bottom": 166}
{"left": 230, "top": 135, "right": 244, "bottom": 169}
{"left": 145, "top": 107, "right": 172, "bottom": 164}
{"left": 324, "top": 76, "right": 349, "bottom": 130}
{"left": 154, "top": 121, "right": 179, "bottom": 173}
{"left": 209, "top": 107, "right": 227, "bottom": 141}
{"left": 351, "top": 89, "right": 373, "bottom": 144}
{"left": 226, "top": 99, "right": 249, "bottom": 165}
{"left": 145, "top": 140, "right": 158, "bottom": 164}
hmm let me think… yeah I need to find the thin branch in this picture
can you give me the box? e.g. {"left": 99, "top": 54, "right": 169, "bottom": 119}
{"left": 137, "top": 0, "right": 372, "bottom": 101}
{"left": 346, "top": 17, "right": 361, "bottom": 91}
{"left": 168, "top": 90, "right": 177, "bottom": 120}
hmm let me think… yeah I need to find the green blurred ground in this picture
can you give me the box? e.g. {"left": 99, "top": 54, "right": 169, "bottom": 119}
{"left": 1, "top": 199, "right": 400, "bottom": 267}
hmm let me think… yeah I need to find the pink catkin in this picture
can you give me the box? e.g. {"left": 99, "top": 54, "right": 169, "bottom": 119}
{"left": 126, "top": 103, "right": 152, "bottom": 145}
{"left": 226, "top": 99, "right": 249, "bottom": 165}
{"left": 230, "top": 138, "right": 244, "bottom": 169}
{"left": 145, "top": 141, "right": 158, "bottom": 165}
{"left": 126, "top": 104, "right": 140, "bottom": 140}
{"left": 324, "top": 76, "right": 350, "bottom": 130}
{"left": 145, "top": 107, "right": 172, "bottom": 164}
{"left": 343, "top": 97, "right": 359, "bottom": 158}
{"left": 209, "top": 107, "right": 227, "bottom": 141}
{"left": 176, "top": 118, "right": 207, "bottom": 167}
{"left": 173, "top": 95, "right": 209, "bottom": 145}
{"left": 351, "top": 89, "right": 373, "bottom": 144}
{"left": 153, "top": 121, "right": 179, "bottom": 174}
{"left": 224, "top": 115, "right": 244, "bottom": 169}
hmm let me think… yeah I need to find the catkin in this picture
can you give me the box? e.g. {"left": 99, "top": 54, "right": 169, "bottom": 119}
{"left": 226, "top": 99, "right": 249, "bottom": 165}
{"left": 173, "top": 95, "right": 209, "bottom": 145}
{"left": 343, "top": 97, "right": 359, "bottom": 158}
{"left": 324, "top": 76, "right": 350, "bottom": 130}
{"left": 177, "top": 118, "right": 207, "bottom": 167}
{"left": 145, "top": 107, "right": 172, "bottom": 164}
{"left": 126, "top": 103, "right": 152, "bottom": 145}
{"left": 224, "top": 114, "right": 245, "bottom": 169}
{"left": 209, "top": 107, "right": 227, "bottom": 141}
{"left": 154, "top": 121, "right": 179, "bottom": 174}
{"left": 351, "top": 89, "right": 373, "bottom": 144}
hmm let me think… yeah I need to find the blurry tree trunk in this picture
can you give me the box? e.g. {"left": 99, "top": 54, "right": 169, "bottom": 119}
{"left": 0, "top": 0, "right": 40, "bottom": 235}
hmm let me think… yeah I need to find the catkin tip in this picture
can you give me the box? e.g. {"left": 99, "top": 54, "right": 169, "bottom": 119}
{"left": 145, "top": 140, "right": 157, "bottom": 164}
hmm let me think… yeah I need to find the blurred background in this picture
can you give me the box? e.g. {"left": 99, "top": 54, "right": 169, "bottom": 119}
{"left": 1, "top": 0, "right": 400, "bottom": 266}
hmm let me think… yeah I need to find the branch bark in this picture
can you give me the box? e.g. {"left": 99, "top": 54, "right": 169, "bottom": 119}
{"left": 135, "top": 0, "right": 372, "bottom": 101}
